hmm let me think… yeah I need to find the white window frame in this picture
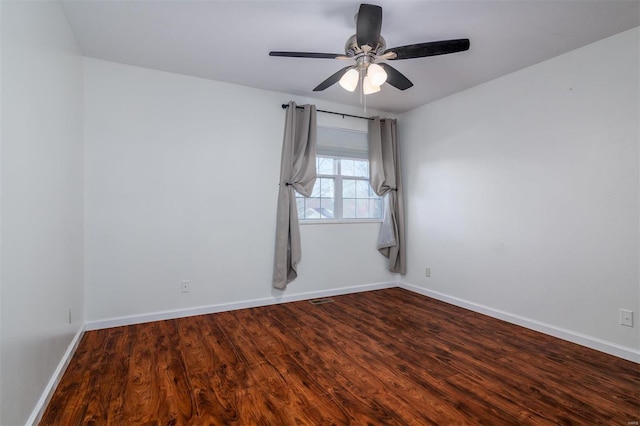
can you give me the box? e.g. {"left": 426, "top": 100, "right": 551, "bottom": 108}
{"left": 297, "top": 154, "right": 383, "bottom": 225}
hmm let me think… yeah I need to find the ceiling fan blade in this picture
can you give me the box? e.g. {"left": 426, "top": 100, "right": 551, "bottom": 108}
{"left": 356, "top": 4, "right": 382, "bottom": 48}
{"left": 379, "top": 63, "right": 413, "bottom": 90}
{"left": 269, "top": 51, "right": 345, "bottom": 59}
{"left": 313, "top": 66, "right": 353, "bottom": 91}
{"left": 385, "top": 39, "right": 470, "bottom": 60}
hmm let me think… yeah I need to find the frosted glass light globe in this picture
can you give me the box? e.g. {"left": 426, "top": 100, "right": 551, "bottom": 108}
{"left": 339, "top": 68, "right": 359, "bottom": 92}
{"left": 367, "top": 63, "right": 387, "bottom": 87}
{"left": 363, "top": 75, "right": 381, "bottom": 95}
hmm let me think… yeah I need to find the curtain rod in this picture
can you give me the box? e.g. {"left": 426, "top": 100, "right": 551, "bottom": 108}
{"left": 281, "top": 103, "right": 379, "bottom": 121}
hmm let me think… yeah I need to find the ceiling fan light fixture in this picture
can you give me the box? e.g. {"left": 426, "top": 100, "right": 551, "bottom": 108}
{"left": 270, "top": 4, "right": 470, "bottom": 94}
{"left": 363, "top": 75, "right": 381, "bottom": 95}
{"left": 339, "top": 68, "right": 359, "bottom": 92}
{"left": 367, "top": 63, "right": 387, "bottom": 87}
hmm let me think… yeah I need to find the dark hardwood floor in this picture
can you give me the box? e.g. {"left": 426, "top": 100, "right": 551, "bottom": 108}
{"left": 41, "top": 287, "right": 639, "bottom": 425}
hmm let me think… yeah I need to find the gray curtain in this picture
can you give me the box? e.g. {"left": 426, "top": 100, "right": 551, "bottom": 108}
{"left": 273, "top": 102, "right": 317, "bottom": 289}
{"left": 368, "top": 117, "right": 406, "bottom": 274}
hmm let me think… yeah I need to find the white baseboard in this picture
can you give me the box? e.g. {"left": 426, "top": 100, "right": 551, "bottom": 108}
{"left": 85, "top": 281, "right": 397, "bottom": 331}
{"left": 26, "top": 324, "right": 86, "bottom": 426}
{"left": 399, "top": 282, "right": 640, "bottom": 363}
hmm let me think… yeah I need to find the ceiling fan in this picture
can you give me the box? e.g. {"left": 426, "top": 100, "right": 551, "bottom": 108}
{"left": 269, "top": 3, "right": 470, "bottom": 95}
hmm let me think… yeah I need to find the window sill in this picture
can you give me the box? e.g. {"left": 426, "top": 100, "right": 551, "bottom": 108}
{"left": 300, "top": 219, "right": 383, "bottom": 225}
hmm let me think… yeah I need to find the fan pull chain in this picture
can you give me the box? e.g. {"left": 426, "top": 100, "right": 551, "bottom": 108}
{"left": 359, "top": 68, "right": 364, "bottom": 105}
{"left": 364, "top": 87, "right": 367, "bottom": 114}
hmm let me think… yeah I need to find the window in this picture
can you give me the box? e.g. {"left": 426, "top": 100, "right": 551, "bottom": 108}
{"left": 295, "top": 155, "right": 383, "bottom": 222}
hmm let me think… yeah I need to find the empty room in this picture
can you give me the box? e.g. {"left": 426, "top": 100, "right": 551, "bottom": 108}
{"left": 1, "top": 0, "right": 639, "bottom": 424}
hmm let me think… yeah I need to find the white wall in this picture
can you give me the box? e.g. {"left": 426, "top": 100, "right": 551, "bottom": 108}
{"left": 83, "top": 58, "right": 396, "bottom": 324}
{"left": 400, "top": 28, "right": 639, "bottom": 358}
{"left": 0, "top": 1, "right": 84, "bottom": 424}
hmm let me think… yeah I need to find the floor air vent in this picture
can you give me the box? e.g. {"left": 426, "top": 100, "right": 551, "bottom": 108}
{"left": 309, "top": 298, "right": 334, "bottom": 305}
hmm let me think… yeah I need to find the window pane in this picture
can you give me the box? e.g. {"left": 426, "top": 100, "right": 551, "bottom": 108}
{"left": 296, "top": 197, "right": 306, "bottom": 218}
{"left": 320, "top": 177, "right": 334, "bottom": 198}
{"left": 355, "top": 198, "right": 370, "bottom": 218}
{"left": 305, "top": 198, "right": 321, "bottom": 218}
{"left": 371, "top": 198, "right": 383, "bottom": 219}
{"left": 317, "top": 157, "right": 335, "bottom": 175}
{"left": 320, "top": 197, "right": 334, "bottom": 218}
{"left": 341, "top": 159, "right": 356, "bottom": 177}
{"left": 343, "top": 198, "right": 356, "bottom": 218}
{"left": 310, "top": 180, "right": 321, "bottom": 197}
{"left": 343, "top": 179, "right": 355, "bottom": 198}
{"left": 355, "top": 180, "right": 370, "bottom": 197}
{"left": 354, "top": 160, "right": 369, "bottom": 177}
{"left": 341, "top": 158, "right": 368, "bottom": 177}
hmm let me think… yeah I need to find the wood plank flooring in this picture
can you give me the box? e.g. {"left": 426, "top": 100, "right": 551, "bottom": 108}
{"left": 41, "top": 288, "right": 640, "bottom": 425}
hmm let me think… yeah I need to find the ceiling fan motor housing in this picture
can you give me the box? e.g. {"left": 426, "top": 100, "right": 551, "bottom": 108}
{"left": 345, "top": 34, "right": 387, "bottom": 58}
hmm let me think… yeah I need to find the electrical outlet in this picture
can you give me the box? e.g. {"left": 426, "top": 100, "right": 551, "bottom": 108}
{"left": 181, "top": 280, "right": 190, "bottom": 293}
{"left": 620, "top": 309, "right": 633, "bottom": 327}
{"left": 425, "top": 267, "right": 431, "bottom": 278}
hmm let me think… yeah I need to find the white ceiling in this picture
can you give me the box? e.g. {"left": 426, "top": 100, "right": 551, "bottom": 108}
{"left": 61, "top": 1, "right": 639, "bottom": 114}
